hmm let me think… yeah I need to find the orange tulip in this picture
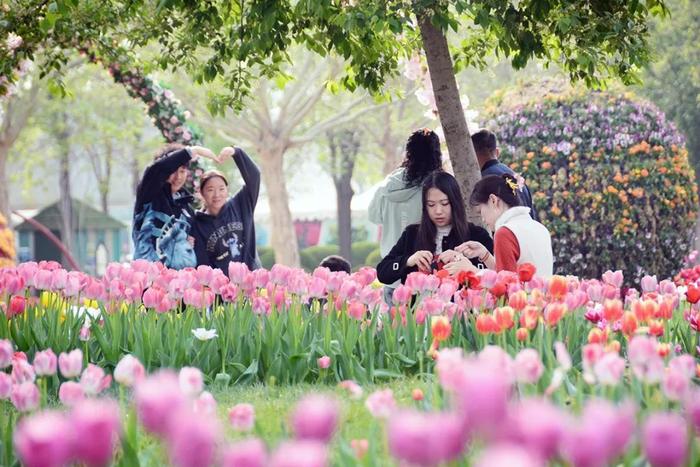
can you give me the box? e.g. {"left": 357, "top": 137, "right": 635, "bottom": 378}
{"left": 657, "top": 343, "right": 671, "bottom": 358}
{"left": 476, "top": 313, "right": 498, "bottom": 335}
{"left": 606, "top": 340, "right": 621, "bottom": 353}
{"left": 519, "top": 305, "right": 541, "bottom": 330}
{"left": 649, "top": 320, "right": 664, "bottom": 337}
{"left": 632, "top": 299, "right": 657, "bottom": 323}
{"left": 548, "top": 275, "right": 568, "bottom": 300}
{"left": 431, "top": 316, "right": 452, "bottom": 342}
{"left": 516, "top": 327, "right": 529, "bottom": 342}
{"left": 494, "top": 306, "right": 515, "bottom": 331}
{"left": 544, "top": 302, "right": 567, "bottom": 327}
{"left": 588, "top": 327, "right": 607, "bottom": 344}
{"left": 655, "top": 299, "right": 674, "bottom": 320}
{"left": 621, "top": 312, "right": 638, "bottom": 337}
{"left": 508, "top": 290, "right": 528, "bottom": 311}
{"left": 602, "top": 299, "right": 623, "bottom": 322}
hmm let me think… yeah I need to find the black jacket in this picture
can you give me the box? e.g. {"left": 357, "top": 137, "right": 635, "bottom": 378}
{"left": 376, "top": 223, "right": 494, "bottom": 285}
{"left": 191, "top": 148, "right": 261, "bottom": 272}
{"left": 132, "top": 148, "right": 197, "bottom": 270}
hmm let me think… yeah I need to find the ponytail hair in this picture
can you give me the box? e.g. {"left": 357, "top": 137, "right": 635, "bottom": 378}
{"left": 470, "top": 174, "right": 524, "bottom": 208}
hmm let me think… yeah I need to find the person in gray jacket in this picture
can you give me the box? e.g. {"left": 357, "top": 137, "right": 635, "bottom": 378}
{"left": 368, "top": 128, "right": 444, "bottom": 304}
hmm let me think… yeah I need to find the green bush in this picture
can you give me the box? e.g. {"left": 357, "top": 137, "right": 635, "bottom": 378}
{"left": 485, "top": 82, "right": 698, "bottom": 284}
{"left": 365, "top": 248, "right": 382, "bottom": 269}
{"left": 351, "top": 241, "right": 379, "bottom": 270}
{"left": 300, "top": 245, "right": 339, "bottom": 272}
{"left": 258, "top": 246, "right": 275, "bottom": 270}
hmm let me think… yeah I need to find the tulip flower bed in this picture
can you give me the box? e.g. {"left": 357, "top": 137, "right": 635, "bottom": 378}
{"left": 1, "top": 259, "right": 700, "bottom": 465}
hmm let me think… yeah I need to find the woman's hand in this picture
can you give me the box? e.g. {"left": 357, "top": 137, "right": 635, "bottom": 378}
{"left": 407, "top": 250, "right": 433, "bottom": 272}
{"left": 456, "top": 241, "right": 488, "bottom": 260}
{"left": 443, "top": 258, "right": 477, "bottom": 275}
{"left": 438, "top": 249, "right": 464, "bottom": 264}
{"left": 217, "top": 146, "right": 237, "bottom": 163}
{"left": 189, "top": 146, "right": 219, "bottom": 162}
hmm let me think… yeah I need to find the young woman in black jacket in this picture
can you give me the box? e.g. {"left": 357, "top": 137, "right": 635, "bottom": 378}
{"left": 376, "top": 171, "right": 493, "bottom": 285}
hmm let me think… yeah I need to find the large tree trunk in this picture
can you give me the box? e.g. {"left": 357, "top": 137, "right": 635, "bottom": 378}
{"left": 335, "top": 176, "right": 354, "bottom": 261}
{"left": 0, "top": 143, "right": 9, "bottom": 221}
{"left": 328, "top": 129, "right": 360, "bottom": 261}
{"left": 418, "top": 13, "right": 482, "bottom": 221}
{"left": 258, "top": 148, "right": 300, "bottom": 267}
{"left": 55, "top": 111, "right": 73, "bottom": 262}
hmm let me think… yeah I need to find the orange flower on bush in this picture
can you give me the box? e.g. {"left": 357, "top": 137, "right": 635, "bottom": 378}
{"left": 517, "top": 263, "right": 536, "bottom": 282}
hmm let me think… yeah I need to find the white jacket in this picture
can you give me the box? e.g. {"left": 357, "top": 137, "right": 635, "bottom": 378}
{"left": 368, "top": 167, "right": 423, "bottom": 258}
{"left": 495, "top": 206, "right": 554, "bottom": 277}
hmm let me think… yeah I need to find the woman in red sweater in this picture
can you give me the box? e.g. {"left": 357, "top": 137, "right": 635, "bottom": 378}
{"left": 457, "top": 174, "right": 553, "bottom": 277}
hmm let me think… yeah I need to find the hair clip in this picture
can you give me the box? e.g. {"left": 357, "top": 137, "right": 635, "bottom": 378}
{"left": 505, "top": 177, "right": 519, "bottom": 195}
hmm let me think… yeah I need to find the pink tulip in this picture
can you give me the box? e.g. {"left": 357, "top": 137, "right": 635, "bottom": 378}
{"left": 365, "top": 389, "right": 396, "bottom": 419}
{"left": 63, "top": 272, "right": 84, "bottom": 296}
{"left": 387, "top": 410, "right": 467, "bottom": 466}
{"left": 392, "top": 285, "right": 413, "bottom": 305}
{"left": 167, "top": 408, "right": 221, "bottom": 467}
{"left": 222, "top": 438, "right": 267, "bottom": 467}
{"left": 179, "top": 367, "right": 204, "bottom": 398}
{"left": 359, "top": 286, "right": 382, "bottom": 308}
{"left": 58, "top": 349, "right": 83, "bottom": 379}
{"left": 33, "top": 349, "right": 57, "bottom": 377}
{"left": 229, "top": 262, "right": 251, "bottom": 284}
{"left": 508, "top": 398, "right": 565, "bottom": 461}
{"left": 593, "top": 352, "right": 625, "bottom": 386}
{"left": 50, "top": 268, "right": 67, "bottom": 290}
{"left": 602, "top": 270, "right": 624, "bottom": 288}
{"left": 0, "top": 372, "right": 12, "bottom": 399}
{"left": 291, "top": 395, "right": 339, "bottom": 443}
{"left": 195, "top": 265, "right": 215, "bottom": 286}
{"left": 586, "top": 282, "right": 603, "bottom": 302}
{"left": 113, "top": 354, "right": 145, "bottom": 387}
{"left": 135, "top": 370, "right": 187, "bottom": 436}
{"left": 346, "top": 301, "right": 366, "bottom": 320}
{"left": 0, "top": 339, "right": 13, "bottom": 368}
{"left": 252, "top": 296, "right": 270, "bottom": 315}
{"left": 437, "top": 281, "right": 458, "bottom": 301}
{"left": 477, "top": 346, "right": 515, "bottom": 383}
{"left": 474, "top": 444, "right": 542, "bottom": 467}
{"left": 338, "top": 280, "right": 360, "bottom": 301}
{"left": 13, "top": 410, "right": 73, "bottom": 467}
{"left": 7, "top": 295, "right": 26, "bottom": 318}
{"left": 229, "top": 403, "right": 255, "bottom": 431}
{"left": 79, "top": 326, "right": 91, "bottom": 341}
{"left": 59, "top": 381, "right": 85, "bottom": 407}
{"left": 628, "top": 336, "right": 664, "bottom": 383}
{"left": 452, "top": 358, "right": 510, "bottom": 436}
{"left": 193, "top": 391, "right": 217, "bottom": 415}
{"left": 659, "top": 279, "right": 677, "bottom": 295}
{"left": 308, "top": 277, "right": 327, "bottom": 299}
{"left": 252, "top": 269, "right": 270, "bottom": 289}
{"left": 183, "top": 287, "right": 215, "bottom": 308}
{"left": 11, "top": 381, "right": 40, "bottom": 412}
{"left": 514, "top": 349, "right": 544, "bottom": 384}
{"left": 271, "top": 264, "right": 292, "bottom": 284}
{"left": 12, "top": 358, "right": 36, "bottom": 384}
{"left": 663, "top": 368, "right": 691, "bottom": 401}
{"left": 684, "top": 390, "right": 700, "bottom": 432}
{"left": 270, "top": 440, "right": 328, "bottom": 467}
{"left": 640, "top": 274, "right": 658, "bottom": 293}
{"left": 142, "top": 287, "right": 166, "bottom": 309}
{"left": 209, "top": 272, "right": 230, "bottom": 294}
{"left": 317, "top": 356, "right": 331, "bottom": 369}
{"left": 669, "top": 355, "right": 696, "bottom": 378}
{"left": 72, "top": 399, "right": 122, "bottom": 467}
{"left": 80, "top": 364, "right": 112, "bottom": 395}
{"left": 642, "top": 413, "right": 688, "bottom": 467}
{"left": 34, "top": 269, "right": 53, "bottom": 290}
{"left": 338, "top": 380, "right": 363, "bottom": 400}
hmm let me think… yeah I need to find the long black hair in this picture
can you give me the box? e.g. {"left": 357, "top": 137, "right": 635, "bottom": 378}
{"left": 470, "top": 174, "right": 524, "bottom": 208}
{"left": 415, "top": 171, "right": 471, "bottom": 251}
{"left": 401, "top": 128, "right": 443, "bottom": 186}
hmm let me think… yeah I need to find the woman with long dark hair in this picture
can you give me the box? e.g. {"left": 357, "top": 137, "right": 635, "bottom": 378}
{"left": 376, "top": 171, "right": 493, "bottom": 285}
{"left": 369, "top": 129, "right": 444, "bottom": 300}
{"left": 457, "top": 174, "right": 553, "bottom": 276}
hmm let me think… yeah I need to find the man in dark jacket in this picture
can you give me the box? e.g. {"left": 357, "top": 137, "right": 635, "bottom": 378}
{"left": 471, "top": 129, "right": 538, "bottom": 221}
{"left": 132, "top": 144, "right": 218, "bottom": 269}
{"left": 191, "top": 146, "right": 261, "bottom": 272}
